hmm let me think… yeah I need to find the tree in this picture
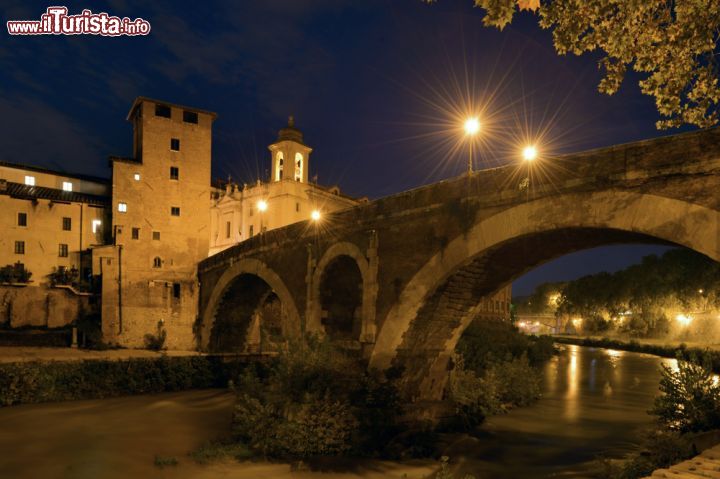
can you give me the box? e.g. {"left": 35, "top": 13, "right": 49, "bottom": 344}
{"left": 424, "top": 1, "right": 720, "bottom": 129}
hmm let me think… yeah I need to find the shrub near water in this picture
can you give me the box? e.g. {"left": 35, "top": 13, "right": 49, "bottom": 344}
{"left": 231, "top": 338, "right": 403, "bottom": 459}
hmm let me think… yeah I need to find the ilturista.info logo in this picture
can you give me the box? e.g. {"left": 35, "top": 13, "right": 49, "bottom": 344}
{"left": 7, "top": 6, "right": 151, "bottom": 36}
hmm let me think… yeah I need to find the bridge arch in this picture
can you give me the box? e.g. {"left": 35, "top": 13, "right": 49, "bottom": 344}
{"left": 309, "top": 242, "right": 376, "bottom": 345}
{"left": 200, "top": 258, "right": 301, "bottom": 351}
{"left": 370, "top": 190, "right": 720, "bottom": 399}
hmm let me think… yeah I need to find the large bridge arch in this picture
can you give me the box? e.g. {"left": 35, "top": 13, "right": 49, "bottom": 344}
{"left": 199, "top": 258, "right": 301, "bottom": 351}
{"left": 308, "top": 241, "right": 377, "bottom": 345}
{"left": 370, "top": 190, "right": 720, "bottom": 399}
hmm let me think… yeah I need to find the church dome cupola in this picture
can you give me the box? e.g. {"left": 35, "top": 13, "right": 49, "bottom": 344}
{"left": 276, "top": 116, "right": 304, "bottom": 144}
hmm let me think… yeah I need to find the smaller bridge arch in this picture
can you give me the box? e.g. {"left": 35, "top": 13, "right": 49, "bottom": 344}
{"left": 199, "top": 258, "right": 301, "bottom": 351}
{"left": 308, "top": 241, "right": 378, "bottom": 346}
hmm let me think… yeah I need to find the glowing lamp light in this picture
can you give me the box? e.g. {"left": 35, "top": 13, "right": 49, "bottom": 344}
{"left": 257, "top": 200, "right": 268, "bottom": 212}
{"left": 311, "top": 210, "right": 321, "bottom": 221}
{"left": 464, "top": 117, "right": 481, "bottom": 136}
{"left": 676, "top": 314, "right": 693, "bottom": 326}
{"left": 523, "top": 145, "right": 538, "bottom": 161}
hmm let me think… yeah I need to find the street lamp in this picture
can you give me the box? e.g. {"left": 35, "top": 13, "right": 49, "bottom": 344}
{"left": 463, "top": 117, "right": 481, "bottom": 174}
{"left": 311, "top": 209, "right": 321, "bottom": 221}
{"left": 257, "top": 200, "right": 268, "bottom": 212}
{"left": 522, "top": 145, "right": 537, "bottom": 162}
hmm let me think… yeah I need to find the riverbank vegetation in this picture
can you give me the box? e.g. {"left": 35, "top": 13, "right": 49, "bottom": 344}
{"left": 0, "top": 355, "right": 242, "bottom": 406}
{"left": 518, "top": 249, "right": 720, "bottom": 340}
{"left": 598, "top": 354, "right": 720, "bottom": 479}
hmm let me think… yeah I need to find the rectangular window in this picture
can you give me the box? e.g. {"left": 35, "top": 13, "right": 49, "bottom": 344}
{"left": 92, "top": 219, "right": 102, "bottom": 234}
{"left": 14, "top": 241, "right": 24, "bottom": 255}
{"left": 24, "top": 176, "right": 35, "bottom": 186}
{"left": 118, "top": 202, "right": 127, "bottom": 213}
{"left": 226, "top": 221, "right": 231, "bottom": 239}
{"left": 58, "top": 244, "right": 68, "bottom": 257}
{"left": 249, "top": 208, "right": 254, "bottom": 217}
{"left": 183, "top": 110, "right": 198, "bottom": 124}
{"left": 17, "top": 212, "right": 27, "bottom": 227}
{"left": 155, "top": 104, "right": 171, "bottom": 118}
{"left": 296, "top": 202, "right": 300, "bottom": 212}
{"left": 170, "top": 167, "right": 179, "bottom": 180}
{"left": 153, "top": 231, "right": 160, "bottom": 241}
{"left": 62, "top": 181, "right": 73, "bottom": 192}
{"left": 171, "top": 206, "right": 180, "bottom": 216}
{"left": 173, "top": 282, "right": 181, "bottom": 299}
{"left": 131, "top": 227, "right": 139, "bottom": 240}
{"left": 62, "top": 217, "right": 71, "bottom": 231}
{"left": 170, "top": 138, "right": 180, "bottom": 151}
{"left": 249, "top": 225, "right": 254, "bottom": 237}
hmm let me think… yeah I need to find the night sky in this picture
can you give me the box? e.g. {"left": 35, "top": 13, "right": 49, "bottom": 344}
{"left": 2, "top": 1, "right": 688, "bottom": 295}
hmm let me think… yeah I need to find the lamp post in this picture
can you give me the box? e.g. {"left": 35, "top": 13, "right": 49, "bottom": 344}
{"left": 257, "top": 200, "right": 268, "bottom": 234}
{"left": 464, "top": 117, "right": 481, "bottom": 174}
{"left": 521, "top": 145, "right": 537, "bottom": 201}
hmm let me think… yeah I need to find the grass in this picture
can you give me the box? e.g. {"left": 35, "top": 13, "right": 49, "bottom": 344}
{"left": 190, "top": 440, "right": 253, "bottom": 464}
{"left": 153, "top": 455, "right": 179, "bottom": 468}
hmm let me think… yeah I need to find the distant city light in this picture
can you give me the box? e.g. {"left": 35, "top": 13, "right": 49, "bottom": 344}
{"left": 464, "top": 117, "right": 481, "bottom": 136}
{"left": 257, "top": 200, "right": 268, "bottom": 212}
{"left": 676, "top": 313, "right": 693, "bottom": 326}
{"left": 698, "top": 289, "right": 704, "bottom": 294}
{"left": 572, "top": 317, "right": 583, "bottom": 328}
{"left": 523, "top": 145, "right": 538, "bottom": 161}
{"left": 311, "top": 210, "right": 321, "bottom": 221}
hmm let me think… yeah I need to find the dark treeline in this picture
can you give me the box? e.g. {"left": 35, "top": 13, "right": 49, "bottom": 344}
{"left": 518, "top": 249, "right": 720, "bottom": 338}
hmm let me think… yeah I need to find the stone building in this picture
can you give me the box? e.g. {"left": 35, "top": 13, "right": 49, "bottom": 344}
{"left": 0, "top": 97, "right": 365, "bottom": 348}
{"left": 0, "top": 162, "right": 109, "bottom": 329}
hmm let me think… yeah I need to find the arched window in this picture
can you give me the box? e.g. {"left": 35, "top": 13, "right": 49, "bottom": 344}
{"left": 294, "top": 153, "right": 303, "bottom": 182}
{"left": 153, "top": 257, "right": 162, "bottom": 268}
{"left": 275, "top": 153, "right": 284, "bottom": 181}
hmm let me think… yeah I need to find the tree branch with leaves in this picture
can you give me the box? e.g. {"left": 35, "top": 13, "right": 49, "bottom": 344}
{"left": 424, "top": 0, "right": 720, "bottom": 129}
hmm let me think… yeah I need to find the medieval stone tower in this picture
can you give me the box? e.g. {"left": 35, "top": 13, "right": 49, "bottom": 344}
{"left": 100, "top": 97, "right": 216, "bottom": 349}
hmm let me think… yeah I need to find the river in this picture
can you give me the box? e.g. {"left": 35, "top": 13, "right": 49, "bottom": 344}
{"left": 0, "top": 345, "right": 671, "bottom": 478}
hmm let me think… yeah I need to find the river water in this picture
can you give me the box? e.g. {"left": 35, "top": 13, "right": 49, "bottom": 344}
{"left": 0, "top": 345, "right": 671, "bottom": 478}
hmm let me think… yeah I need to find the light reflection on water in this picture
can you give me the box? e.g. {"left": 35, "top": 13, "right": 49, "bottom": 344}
{"left": 448, "top": 345, "right": 668, "bottom": 478}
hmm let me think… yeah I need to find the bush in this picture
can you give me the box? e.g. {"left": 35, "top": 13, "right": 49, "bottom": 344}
{"left": 650, "top": 355, "right": 720, "bottom": 433}
{"left": 230, "top": 337, "right": 403, "bottom": 459}
{"left": 0, "top": 355, "right": 231, "bottom": 407}
{"left": 596, "top": 430, "right": 694, "bottom": 479}
{"left": 144, "top": 321, "right": 167, "bottom": 351}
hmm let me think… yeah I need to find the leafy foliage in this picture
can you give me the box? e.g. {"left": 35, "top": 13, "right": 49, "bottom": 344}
{"left": 230, "top": 337, "right": 404, "bottom": 459}
{"left": 0, "top": 356, "right": 229, "bottom": 407}
{"left": 550, "top": 249, "right": 720, "bottom": 336}
{"left": 651, "top": 355, "right": 720, "bottom": 433}
{"left": 424, "top": 0, "right": 720, "bottom": 129}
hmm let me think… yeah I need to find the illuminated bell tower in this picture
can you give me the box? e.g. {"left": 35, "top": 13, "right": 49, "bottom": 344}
{"left": 268, "top": 116, "right": 312, "bottom": 183}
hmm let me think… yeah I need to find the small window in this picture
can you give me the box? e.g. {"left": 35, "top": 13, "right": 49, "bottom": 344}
{"left": 153, "top": 231, "right": 160, "bottom": 241}
{"left": 58, "top": 244, "right": 68, "bottom": 257}
{"left": 14, "top": 241, "right": 25, "bottom": 255}
{"left": 295, "top": 202, "right": 300, "bottom": 212}
{"left": 249, "top": 208, "right": 254, "bottom": 217}
{"left": 170, "top": 167, "right": 179, "bottom": 180}
{"left": 225, "top": 221, "right": 231, "bottom": 239}
{"left": 173, "top": 282, "right": 181, "bottom": 299}
{"left": 92, "top": 219, "right": 102, "bottom": 234}
{"left": 62, "top": 181, "right": 73, "bottom": 192}
{"left": 62, "top": 217, "right": 71, "bottom": 231}
{"left": 24, "top": 176, "right": 35, "bottom": 186}
{"left": 155, "top": 104, "right": 171, "bottom": 118}
{"left": 131, "top": 227, "right": 139, "bottom": 240}
{"left": 17, "top": 212, "right": 27, "bottom": 227}
{"left": 170, "top": 138, "right": 180, "bottom": 151}
{"left": 249, "top": 225, "right": 254, "bottom": 237}
{"left": 133, "top": 173, "right": 141, "bottom": 181}
{"left": 153, "top": 257, "right": 162, "bottom": 268}
{"left": 171, "top": 207, "right": 180, "bottom": 216}
{"left": 118, "top": 202, "right": 127, "bottom": 213}
{"left": 183, "top": 111, "right": 198, "bottom": 124}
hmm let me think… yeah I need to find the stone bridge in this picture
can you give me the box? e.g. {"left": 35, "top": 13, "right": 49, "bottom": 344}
{"left": 197, "top": 127, "right": 720, "bottom": 402}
